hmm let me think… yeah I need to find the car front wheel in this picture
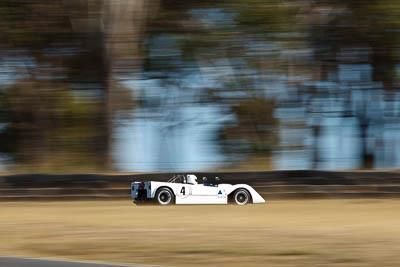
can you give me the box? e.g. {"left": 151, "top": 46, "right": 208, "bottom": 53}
{"left": 233, "top": 189, "right": 250, "bottom": 205}
{"left": 156, "top": 188, "right": 174, "bottom": 205}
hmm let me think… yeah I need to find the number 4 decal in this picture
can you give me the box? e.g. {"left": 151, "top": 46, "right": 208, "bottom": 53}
{"left": 178, "top": 186, "right": 189, "bottom": 199}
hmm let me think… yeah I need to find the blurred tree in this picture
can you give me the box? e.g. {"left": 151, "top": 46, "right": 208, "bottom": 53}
{"left": 139, "top": 0, "right": 283, "bottom": 169}
{"left": 218, "top": 98, "right": 279, "bottom": 155}
{"left": 303, "top": 0, "right": 400, "bottom": 168}
{"left": 231, "top": 0, "right": 400, "bottom": 169}
{"left": 0, "top": 80, "right": 106, "bottom": 170}
{"left": 0, "top": 0, "right": 145, "bottom": 172}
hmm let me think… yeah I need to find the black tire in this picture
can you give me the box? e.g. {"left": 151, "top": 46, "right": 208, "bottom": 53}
{"left": 155, "top": 188, "right": 175, "bottom": 205}
{"left": 233, "top": 189, "right": 250, "bottom": 205}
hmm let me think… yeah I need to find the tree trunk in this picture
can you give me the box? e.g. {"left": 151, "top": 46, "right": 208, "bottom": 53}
{"left": 359, "top": 117, "right": 374, "bottom": 169}
{"left": 311, "top": 124, "right": 321, "bottom": 169}
{"left": 100, "top": 0, "right": 157, "bottom": 169}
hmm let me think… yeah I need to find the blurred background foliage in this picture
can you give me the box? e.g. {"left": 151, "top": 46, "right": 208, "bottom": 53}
{"left": 1, "top": 0, "right": 400, "bottom": 172}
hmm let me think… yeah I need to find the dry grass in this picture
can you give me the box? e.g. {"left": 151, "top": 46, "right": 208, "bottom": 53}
{"left": 1, "top": 199, "right": 400, "bottom": 266}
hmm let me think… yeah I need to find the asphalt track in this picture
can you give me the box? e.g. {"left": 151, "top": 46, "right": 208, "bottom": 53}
{"left": 0, "top": 257, "right": 147, "bottom": 267}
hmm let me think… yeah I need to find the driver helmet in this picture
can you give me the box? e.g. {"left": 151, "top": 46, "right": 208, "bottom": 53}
{"left": 186, "top": 174, "right": 198, "bottom": 185}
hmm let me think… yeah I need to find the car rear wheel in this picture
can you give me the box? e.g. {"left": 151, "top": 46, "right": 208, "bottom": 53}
{"left": 156, "top": 188, "right": 174, "bottom": 205}
{"left": 233, "top": 189, "right": 250, "bottom": 205}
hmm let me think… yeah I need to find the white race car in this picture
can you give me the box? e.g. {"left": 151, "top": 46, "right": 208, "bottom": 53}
{"left": 131, "top": 174, "right": 265, "bottom": 205}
